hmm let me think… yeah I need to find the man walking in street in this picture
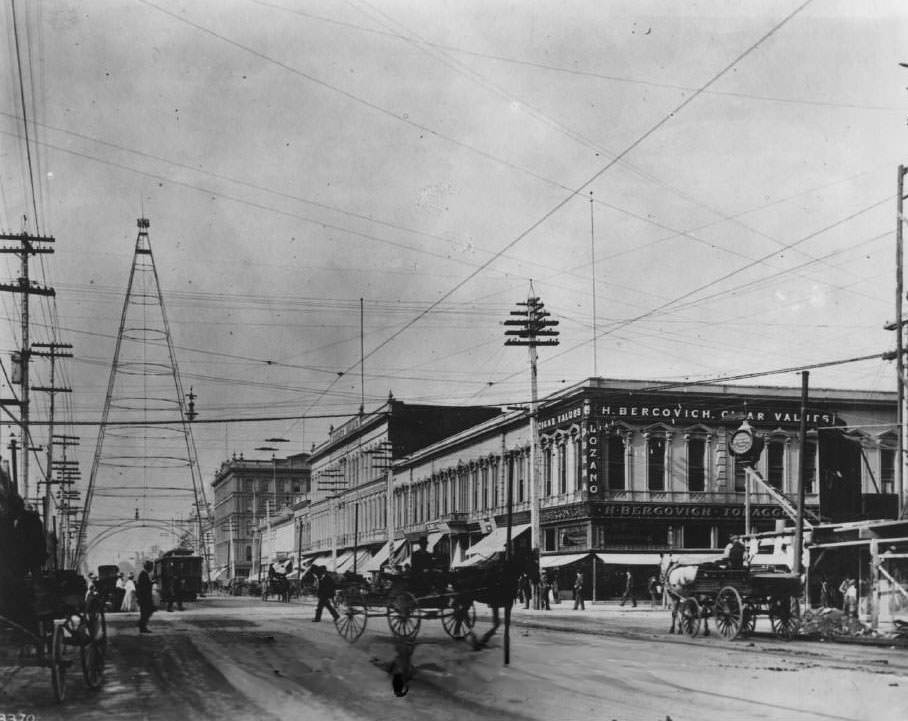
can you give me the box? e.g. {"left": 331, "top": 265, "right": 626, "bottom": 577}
{"left": 311, "top": 565, "right": 339, "bottom": 622}
{"left": 573, "top": 571, "right": 585, "bottom": 610}
{"left": 620, "top": 568, "right": 637, "bottom": 607}
{"left": 137, "top": 560, "right": 155, "bottom": 633}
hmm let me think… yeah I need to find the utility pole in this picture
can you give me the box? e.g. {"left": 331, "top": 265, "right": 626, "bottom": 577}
{"left": 504, "top": 283, "right": 559, "bottom": 564}
{"left": 794, "top": 372, "right": 809, "bottom": 576}
{"left": 31, "top": 342, "right": 73, "bottom": 531}
{"left": 899, "top": 166, "right": 908, "bottom": 520}
{"left": 0, "top": 231, "right": 55, "bottom": 502}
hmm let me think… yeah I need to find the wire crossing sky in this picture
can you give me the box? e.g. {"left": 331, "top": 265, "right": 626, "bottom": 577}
{"left": 1, "top": 1, "right": 906, "bottom": 558}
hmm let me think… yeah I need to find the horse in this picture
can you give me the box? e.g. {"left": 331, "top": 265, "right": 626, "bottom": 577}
{"left": 662, "top": 562, "right": 711, "bottom": 637}
{"left": 450, "top": 552, "right": 526, "bottom": 650}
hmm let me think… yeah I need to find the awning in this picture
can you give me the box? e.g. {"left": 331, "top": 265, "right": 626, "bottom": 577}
{"left": 456, "top": 524, "right": 531, "bottom": 566}
{"left": 426, "top": 531, "right": 444, "bottom": 552}
{"left": 539, "top": 553, "right": 590, "bottom": 568}
{"left": 210, "top": 567, "right": 230, "bottom": 582}
{"left": 325, "top": 551, "right": 353, "bottom": 573}
{"left": 596, "top": 553, "right": 665, "bottom": 566}
{"left": 363, "top": 540, "right": 396, "bottom": 572}
{"left": 337, "top": 549, "right": 372, "bottom": 575}
{"left": 661, "top": 552, "right": 723, "bottom": 568}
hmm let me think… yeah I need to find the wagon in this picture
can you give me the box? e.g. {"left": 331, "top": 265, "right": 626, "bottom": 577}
{"left": 333, "top": 569, "right": 475, "bottom": 643}
{"left": 671, "top": 566, "right": 802, "bottom": 641}
{"left": 0, "top": 570, "right": 108, "bottom": 702}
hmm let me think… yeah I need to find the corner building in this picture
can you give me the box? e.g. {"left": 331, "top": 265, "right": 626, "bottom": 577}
{"left": 390, "top": 378, "right": 897, "bottom": 600}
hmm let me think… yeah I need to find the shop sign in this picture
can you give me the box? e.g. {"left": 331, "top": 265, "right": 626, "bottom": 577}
{"left": 593, "top": 503, "right": 787, "bottom": 519}
{"left": 592, "top": 403, "right": 834, "bottom": 427}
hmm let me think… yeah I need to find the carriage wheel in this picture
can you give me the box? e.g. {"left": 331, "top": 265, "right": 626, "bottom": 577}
{"left": 769, "top": 596, "right": 800, "bottom": 641}
{"left": 714, "top": 586, "right": 744, "bottom": 640}
{"left": 51, "top": 621, "right": 67, "bottom": 702}
{"left": 678, "top": 598, "right": 702, "bottom": 637}
{"left": 442, "top": 599, "right": 476, "bottom": 640}
{"left": 387, "top": 592, "right": 421, "bottom": 640}
{"left": 81, "top": 607, "right": 106, "bottom": 689}
{"left": 740, "top": 604, "right": 757, "bottom": 637}
{"left": 335, "top": 596, "right": 368, "bottom": 643}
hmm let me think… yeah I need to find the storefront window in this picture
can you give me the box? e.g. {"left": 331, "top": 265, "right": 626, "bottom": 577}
{"left": 544, "top": 528, "right": 556, "bottom": 552}
{"left": 647, "top": 437, "right": 665, "bottom": 491}
{"left": 684, "top": 524, "right": 712, "bottom": 549}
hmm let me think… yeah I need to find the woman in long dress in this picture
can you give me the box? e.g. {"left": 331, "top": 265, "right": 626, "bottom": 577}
{"left": 121, "top": 572, "right": 138, "bottom": 612}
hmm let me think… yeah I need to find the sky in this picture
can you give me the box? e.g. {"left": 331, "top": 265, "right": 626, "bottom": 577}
{"left": 1, "top": 0, "right": 906, "bottom": 567}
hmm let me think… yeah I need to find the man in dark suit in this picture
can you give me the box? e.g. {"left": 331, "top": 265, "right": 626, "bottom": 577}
{"left": 137, "top": 560, "right": 155, "bottom": 633}
{"left": 311, "top": 565, "right": 339, "bottom": 622}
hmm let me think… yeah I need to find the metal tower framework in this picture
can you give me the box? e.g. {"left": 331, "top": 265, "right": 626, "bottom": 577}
{"left": 75, "top": 219, "right": 212, "bottom": 577}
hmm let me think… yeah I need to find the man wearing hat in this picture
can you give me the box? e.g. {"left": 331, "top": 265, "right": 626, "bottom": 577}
{"left": 311, "top": 565, "right": 338, "bottom": 623}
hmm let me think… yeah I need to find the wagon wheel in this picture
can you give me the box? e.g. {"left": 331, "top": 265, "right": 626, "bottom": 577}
{"left": 678, "top": 598, "right": 702, "bottom": 637}
{"left": 769, "top": 596, "right": 800, "bottom": 641}
{"left": 335, "top": 594, "right": 368, "bottom": 643}
{"left": 739, "top": 603, "right": 757, "bottom": 637}
{"left": 50, "top": 621, "right": 68, "bottom": 702}
{"left": 387, "top": 592, "right": 421, "bottom": 640}
{"left": 714, "top": 586, "right": 744, "bottom": 640}
{"left": 442, "top": 599, "right": 476, "bottom": 640}
{"left": 81, "top": 607, "right": 106, "bottom": 689}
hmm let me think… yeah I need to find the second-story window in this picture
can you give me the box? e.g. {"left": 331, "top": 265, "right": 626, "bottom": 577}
{"left": 607, "top": 435, "right": 625, "bottom": 490}
{"left": 481, "top": 464, "right": 489, "bottom": 510}
{"left": 647, "top": 436, "right": 666, "bottom": 491}
{"left": 543, "top": 447, "right": 553, "bottom": 496}
{"left": 687, "top": 437, "right": 705, "bottom": 492}
{"left": 803, "top": 438, "right": 817, "bottom": 494}
{"left": 558, "top": 443, "right": 567, "bottom": 495}
{"left": 881, "top": 446, "right": 895, "bottom": 494}
{"left": 767, "top": 439, "right": 785, "bottom": 490}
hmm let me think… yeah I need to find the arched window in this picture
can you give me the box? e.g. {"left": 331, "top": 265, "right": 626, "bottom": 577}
{"left": 687, "top": 436, "right": 706, "bottom": 492}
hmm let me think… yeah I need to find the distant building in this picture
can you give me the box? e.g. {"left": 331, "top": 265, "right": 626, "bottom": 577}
{"left": 211, "top": 452, "right": 310, "bottom": 580}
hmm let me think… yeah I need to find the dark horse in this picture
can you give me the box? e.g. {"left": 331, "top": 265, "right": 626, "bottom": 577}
{"left": 450, "top": 552, "right": 527, "bottom": 650}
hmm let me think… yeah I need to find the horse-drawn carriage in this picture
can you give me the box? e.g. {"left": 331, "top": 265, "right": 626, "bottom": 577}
{"left": 665, "top": 563, "right": 802, "bottom": 641}
{"left": 261, "top": 558, "right": 293, "bottom": 603}
{"left": 333, "top": 554, "right": 525, "bottom": 645}
{"left": 332, "top": 567, "right": 476, "bottom": 643}
{"left": 0, "top": 570, "right": 108, "bottom": 702}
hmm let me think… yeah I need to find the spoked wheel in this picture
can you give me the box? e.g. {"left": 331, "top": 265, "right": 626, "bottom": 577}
{"left": 335, "top": 595, "right": 368, "bottom": 643}
{"left": 82, "top": 607, "right": 106, "bottom": 689}
{"left": 387, "top": 592, "right": 421, "bottom": 640}
{"left": 51, "top": 621, "right": 68, "bottom": 702}
{"left": 740, "top": 604, "right": 757, "bottom": 637}
{"left": 678, "top": 598, "right": 702, "bottom": 637}
{"left": 769, "top": 596, "right": 800, "bottom": 641}
{"left": 442, "top": 599, "right": 476, "bottom": 640}
{"left": 714, "top": 586, "right": 744, "bottom": 640}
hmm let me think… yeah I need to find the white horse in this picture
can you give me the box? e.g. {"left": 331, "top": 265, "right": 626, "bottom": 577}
{"left": 662, "top": 563, "right": 711, "bottom": 636}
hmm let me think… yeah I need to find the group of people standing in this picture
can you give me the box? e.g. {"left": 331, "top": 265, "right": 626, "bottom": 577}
{"left": 104, "top": 561, "right": 157, "bottom": 632}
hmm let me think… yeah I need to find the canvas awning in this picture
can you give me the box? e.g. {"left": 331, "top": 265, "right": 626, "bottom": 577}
{"left": 336, "top": 549, "right": 372, "bottom": 575}
{"left": 210, "top": 566, "right": 230, "bottom": 582}
{"left": 363, "top": 540, "right": 403, "bottom": 572}
{"left": 326, "top": 551, "right": 353, "bottom": 573}
{"left": 539, "top": 553, "right": 590, "bottom": 568}
{"left": 595, "top": 553, "right": 664, "bottom": 566}
{"left": 662, "top": 552, "right": 723, "bottom": 567}
{"left": 453, "top": 524, "right": 531, "bottom": 566}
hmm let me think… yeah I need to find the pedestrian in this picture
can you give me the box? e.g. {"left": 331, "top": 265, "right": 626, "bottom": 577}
{"left": 552, "top": 574, "right": 560, "bottom": 605}
{"left": 539, "top": 571, "right": 551, "bottom": 610}
{"left": 518, "top": 572, "right": 532, "bottom": 609}
{"left": 121, "top": 572, "right": 138, "bottom": 612}
{"left": 819, "top": 577, "right": 831, "bottom": 608}
{"left": 647, "top": 574, "right": 659, "bottom": 608}
{"left": 840, "top": 577, "right": 858, "bottom": 618}
{"left": 573, "top": 571, "right": 585, "bottom": 610}
{"left": 136, "top": 560, "right": 155, "bottom": 633}
{"left": 311, "top": 565, "right": 339, "bottom": 622}
{"left": 620, "top": 569, "right": 637, "bottom": 608}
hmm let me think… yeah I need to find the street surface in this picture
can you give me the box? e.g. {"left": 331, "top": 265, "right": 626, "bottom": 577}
{"left": 2, "top": 596, "right": 906, "bottom": 721}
